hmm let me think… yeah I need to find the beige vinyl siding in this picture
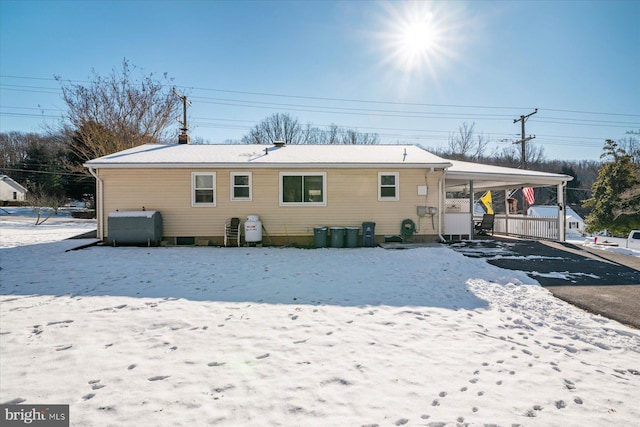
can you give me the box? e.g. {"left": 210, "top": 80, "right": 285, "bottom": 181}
{"left": 98, "top": 168, "right": 442, "bottom": 240}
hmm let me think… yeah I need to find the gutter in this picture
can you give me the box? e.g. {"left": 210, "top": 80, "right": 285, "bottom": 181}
{"left": 87, "top": 166, "right": 104, "bottom": 240}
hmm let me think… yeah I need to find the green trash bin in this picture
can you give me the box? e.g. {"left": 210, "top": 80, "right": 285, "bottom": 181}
{"left": 330, "top": 227, "right": 345, "bottom": 248}
{"left": 314, "top": 226, "right": 328, "bottom": 248}
{"left": 345, "top": 227, "right": 359, "bottom": 248}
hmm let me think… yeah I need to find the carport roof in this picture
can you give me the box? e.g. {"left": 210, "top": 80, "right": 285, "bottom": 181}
{"left": 444, "top": 159, "right": 573, "bottom": 192}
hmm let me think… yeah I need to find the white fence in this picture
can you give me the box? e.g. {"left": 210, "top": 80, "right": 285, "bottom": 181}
{"left": 492, "top": 215, "right": 559, "bottom": 240}
{"left": 443, "top": 196, "right": 562, "bottom": 240}
{"left": 443, "top": 213, "right": 560, "bottom": 240}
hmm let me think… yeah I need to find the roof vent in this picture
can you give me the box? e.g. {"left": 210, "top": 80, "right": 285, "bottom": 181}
{"left": 273, "top": 141, "right": 286, "bottom": 148}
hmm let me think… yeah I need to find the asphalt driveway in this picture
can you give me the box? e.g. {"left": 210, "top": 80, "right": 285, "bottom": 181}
{"left": 449, "top": 237, "right": 640, "bottom": 329}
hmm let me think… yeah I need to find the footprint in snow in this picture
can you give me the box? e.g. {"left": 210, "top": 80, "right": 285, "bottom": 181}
{"left": 127, "top": 364, "right": 137, "bottom": 370}
{"left": 55, "top": 345, "right": 72, "bottom": 351}
{"left": 207, "top": 362, "right": 226, "bottom": 367}
{"left": 148, "top": 376, "right": 170, "bottom": 381}
{"left": 256, "top": 353, "right": 270, "bottom": 360}
{"left": 82, "top": 393, "right": 95, "bottom": 401}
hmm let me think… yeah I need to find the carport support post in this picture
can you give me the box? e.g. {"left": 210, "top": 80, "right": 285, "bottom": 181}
{"left": 469, "top": 180, "right": 474, "bottom": 238}
{"left": 557, "top": 182, "right": 566, "bottom": 241}
{"left": 504, "top": 189, "right": 510, "bottom": 235}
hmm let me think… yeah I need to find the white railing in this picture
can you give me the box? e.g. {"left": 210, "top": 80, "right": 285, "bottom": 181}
{"left": 491, "top": 215, "right": 558, "bottom": 240}
{"left": 443, "top": 213, "right": 560, "bottom": 240}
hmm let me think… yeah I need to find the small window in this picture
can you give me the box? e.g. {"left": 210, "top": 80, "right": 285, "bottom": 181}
{"left": 12, "top": 191, "right": 17, "bottom": 200}
{"left": 379, "top": 172, "right": 399, "bottom": 201}
{"left": 192, "top": 172, "right": 216, "bottom": 206}
{"left": 280, "top": 172, "right": 326, "bottom": 206}
{"left": 231, "top": 172, "right": 252, "bottom": 201}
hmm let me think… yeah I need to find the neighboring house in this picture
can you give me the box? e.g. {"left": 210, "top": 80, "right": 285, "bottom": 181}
{"left": 0, "top": 175, "right": 27, "bottom": 203}
{"left": 528, "top": 205, "right": 585, "bottom": 236}
{"left": 84, "top": 143, "right": 572, "bottom": 245}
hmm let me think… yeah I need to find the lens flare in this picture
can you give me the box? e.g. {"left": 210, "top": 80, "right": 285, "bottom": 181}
{"left": 375, "top": 1, "right": 467, "bottom": 79}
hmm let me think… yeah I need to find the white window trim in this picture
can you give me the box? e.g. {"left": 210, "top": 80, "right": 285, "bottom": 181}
{"left": 279, "top": 172, "right": 327, "bottom": 206}
{"left": 192, "top": 172, "right": 216, "bottom": 207}
{"left": 378, "top": 172, "right": 400, "bottom": 201}
{"left": 230, "top": 172, "right": 252, "bottom": 201}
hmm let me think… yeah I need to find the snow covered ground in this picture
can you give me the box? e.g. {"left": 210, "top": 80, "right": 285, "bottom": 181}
{"left": 1, "top": 212, "right": 639, "bottom": 427}
{"left": 569, "top": 236, "right": 640, "bottom": 258}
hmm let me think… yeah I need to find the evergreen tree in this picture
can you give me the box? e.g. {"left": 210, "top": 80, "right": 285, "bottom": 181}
{"left": 561, "top": 165, "right": 583, "bottom": 205}
{"left": 584, "top": 140, "right": 640, "bottom": 234}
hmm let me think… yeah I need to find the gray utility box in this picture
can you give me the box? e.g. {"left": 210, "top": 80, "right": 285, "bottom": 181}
{"left": 108, "top": 211, "right": 163, "bottom": 246}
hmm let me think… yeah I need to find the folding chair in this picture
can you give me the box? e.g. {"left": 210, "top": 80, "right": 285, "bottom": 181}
{"left": 474, "top": 214, "right": 495, "bottom": 236}
{"left": 224, "top": 217, "right": 241, "bottom": 247}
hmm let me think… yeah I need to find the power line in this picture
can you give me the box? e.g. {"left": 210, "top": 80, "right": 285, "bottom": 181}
{"left": 1, "top": 167, "right": 90, "bottom": 178}
{"left": 2, "top": 74, "right": 638, "bottom": 118}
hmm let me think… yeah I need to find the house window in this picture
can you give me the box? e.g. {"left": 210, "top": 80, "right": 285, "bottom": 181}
{"left": 192, "top": 172, "right": 216, "bottom": 206}
{"left": 379, "top": 172, "right": 399, "bottom": 201}
{"left": 12, "top": 192, "right": 17, "bottom": 200}
{"left": 280, "top": 172, "right": 326, "bottom": 206}
{"left": 231, "top": 172, "right": 252, "bottom": 201}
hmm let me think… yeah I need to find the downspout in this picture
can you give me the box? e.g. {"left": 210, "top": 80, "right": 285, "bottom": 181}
{"left": 438, "top": 168, "right": 447, "bottom": 243}
{"left": 87, "top": 166, "right": 104, "bottom": 240}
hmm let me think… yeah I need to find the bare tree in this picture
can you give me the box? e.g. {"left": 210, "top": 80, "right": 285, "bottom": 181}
{"left": 0, "top": 132, "right": 44, "bottom": 172}
{"left": 242, "top": 114, "right": 379, "bottom": 145}
{"left": 619, "top": 130, "right": 640, "bottom": 164}
{"left": 340, "top": 128, "right": 379, "bottom": 145}
{"left": 447, "top": 122, "right": 490, "bottom": 160}
{"left": 242, "top": 113, "right": 303, "bottom": 145}
{"left": 57, "top": 59, "right": 180, "bottom": 169}
{"left": 25, "top": 184, "right": 64, "bottom": 225}
{"left": 495, "top": 143, "right": 545, "bottom": 168}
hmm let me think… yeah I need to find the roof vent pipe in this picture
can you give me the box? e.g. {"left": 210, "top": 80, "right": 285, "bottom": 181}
{"left": 274, "top": 141, "right": 286, "bottom": 147}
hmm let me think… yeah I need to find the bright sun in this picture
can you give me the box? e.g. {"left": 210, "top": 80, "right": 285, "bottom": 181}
{"left": 377, "top": 2, "right": 465, "bottom": 77}
{"left": 399, "top": 18, "right": 438, "bottom": 59}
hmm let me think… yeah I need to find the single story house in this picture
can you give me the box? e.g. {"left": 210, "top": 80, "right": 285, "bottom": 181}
{"left": 84, "top": 143, "right": 572, "bottom": 245}
{"left": 0, "top": 175, "right": 27, "bottom": 203}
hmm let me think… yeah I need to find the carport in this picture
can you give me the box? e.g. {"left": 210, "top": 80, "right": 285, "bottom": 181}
{"left": 440, "top": 160, "right": 573, "bottom": 241}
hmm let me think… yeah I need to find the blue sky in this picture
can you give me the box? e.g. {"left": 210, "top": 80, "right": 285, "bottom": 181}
{"left": 1, "top": 0, "right": 638, "bottom": 161}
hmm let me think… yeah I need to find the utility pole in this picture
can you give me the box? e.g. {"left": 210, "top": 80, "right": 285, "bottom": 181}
{"left": 513, "top": 108, "right": 537, "bottom": 169}
{"left": 513, "top": 108, "right": 537, "bottom": 215}
{"left": 173, "top": 87, "right": 192, "bottom": 144}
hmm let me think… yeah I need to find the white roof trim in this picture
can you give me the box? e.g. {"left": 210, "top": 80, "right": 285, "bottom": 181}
{"left": 84, "top": 143, "right": 452, "bottom": 169}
